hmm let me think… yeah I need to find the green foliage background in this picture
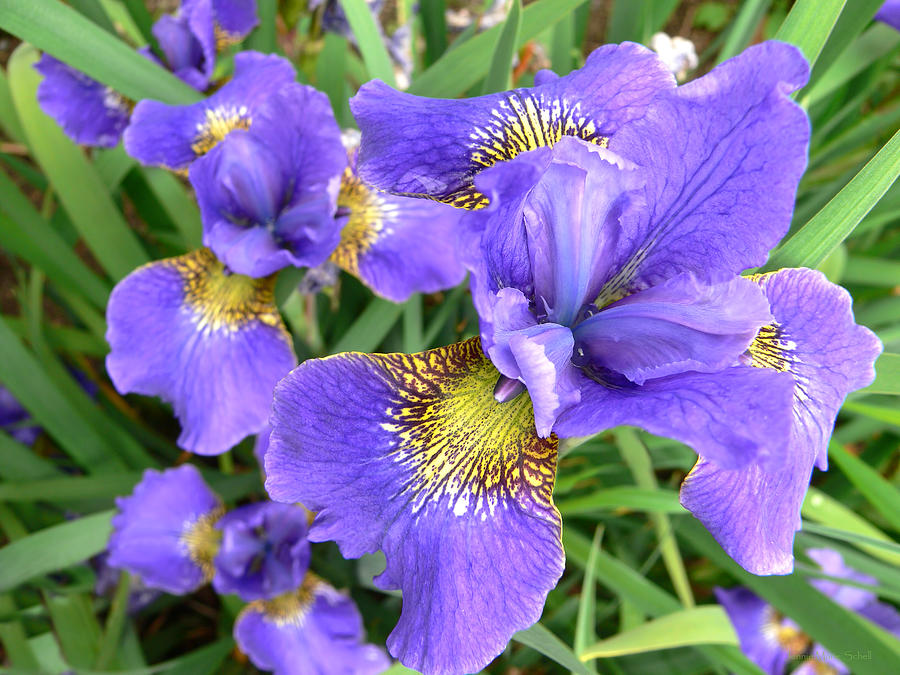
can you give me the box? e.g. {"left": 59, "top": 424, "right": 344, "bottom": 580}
{"left": 0, "top": 0, "right": 898, "bottom": 673}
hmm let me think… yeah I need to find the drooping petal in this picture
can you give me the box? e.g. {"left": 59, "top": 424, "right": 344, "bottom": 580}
{"left": 555, "top": 366, "right": 795, "bottom": 470}
{"left": 105, "top": 248, "right": 297, "bottom": 455}
{"left": 747, "top": 268, "right": 882, "bottom": 470}
{"left": 124, "top": 51, "right": 296, "bottom": 171}
{"left": 213, "top": 502, "right": 310, "bottom": 601}
{"left": 679, "top": 268, "right": 880, "bottom": 574}
{"left": 352, "top": 42, "right": 673, "bottom": 209}
{"left": 234, "top": 576, "right": 390, "bottom": 675}
{"left": 574, "top": 274, "right": 772, "bottom": 385}
{"left": 107, "top": 465, "right": 223, "bottom": 594}
{"left": 714, "top": 587, "right": 793, "bottom": 675}
{"left": 330, "top": 150, "right": 465, "bottom": 302}
{"left": 34, "top": 54, "right": 130, "bottom": 148}
{"left": 266, "top": 338, "right": 564, "bottom": 674}
{"left": 601, "top": 41, "right": 810, "bottom": 297}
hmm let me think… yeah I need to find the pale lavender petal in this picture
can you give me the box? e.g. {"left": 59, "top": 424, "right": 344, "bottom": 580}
{"left": 715, "top": 586, "right": 791, "bottom": 675}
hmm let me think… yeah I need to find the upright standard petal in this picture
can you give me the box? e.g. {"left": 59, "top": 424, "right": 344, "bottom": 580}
{"left": 602, "top": 41, "right": 810, "bottom": 296}
{"left": 34, "top": 55, "right": 130, "bottom": 148}
{"left": 352, "top": 42, "right": 673, "bottom": 208}
{"left": 680, "top": 268, "right": 881, "bottom": 574}
{"left": 213, "top": 502, "right": 310, "bottom": 601}
{"left": 329, "top": 149, "right": 465, "bottom": 302}
{"left": 106, "top": 248, "right": 297, "bottom": 455}
{"left": 191, "top": 83, "right": 346, "bottom": 277}
{"left": 107, "top": 465, "right": 223, "bottom": 594}
{"left": 152, "top": 9, "right": 214, "bottom": 91}
{"left": 235, "top": 575, "right": 390, "bottom": 675}
{"left": 124, "top": 51, "right": 296, "bottom": 171}
{"left": 266, "top": 338, "right": 564, "bottom": 674}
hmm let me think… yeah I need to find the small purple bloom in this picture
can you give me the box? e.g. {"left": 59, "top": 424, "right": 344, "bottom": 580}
{"left": 105, "top": 248, "right": 297, "bottom": 455}
{"left": 107, "top": 465, "right": 223, "bottom": 594}
{"left": 351, "top": 41, "right": 675, "bottom": 209}
{"left": 717, "top": 548, "right": 900, "bottom": 674}
{"left": 0, "top": 385, "right": 41, "bottom": 446}
{"left": 213, "top": 501, "right": 311, "bottom": 601}
{"left": 124, "top": 51, "right": 296, "bottom": 172}
{"left": 148, "top": 5, "right": 215, "bottom": 91}
{"left": 329, "top": 146, "right": 466, "bottom": 302}
{"left": 234, "top": 575, "right": 390, "bottom": 675}
{"left": 876, "top": 0, "right": 900, "bottom": 31}
{"left": 34, "top": 54, "right": 130, "bottom": 148}
{"left": 185, "top": 0, "right": 259, "bottom": 48}
{"left": 190, "top": 84, "right": 346, "bottom": 277}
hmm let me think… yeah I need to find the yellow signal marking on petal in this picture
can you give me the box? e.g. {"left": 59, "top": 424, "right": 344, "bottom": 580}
{"left": 190, "top": 105, "right": 252, "bottom": 157}
{"left": 214, "top": 24, "right": 242, "bottom": 51}
{"left": 242, "top": 573, "right": 322, "bottom": 627}
{"left": 181, "top": 504, "right": 225, "bottom": 582}
{"left": 165, "top": 248, "right": 284, "bottom": 334}
{"left": 365, "top": 338, "right": 560, "bottom": 522}
{"left": 329, "top": 166, "right": 395, "bottom": 276}
{"left": 761, "top": 607, "right": 811, "bottom": 657}
{"left": 446, "top": 92, "right": 609, "bottom": 210}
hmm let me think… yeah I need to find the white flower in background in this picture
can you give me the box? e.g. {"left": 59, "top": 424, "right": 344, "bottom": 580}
{"left": 650, "top": 32, "right": 699, "bottom": 81}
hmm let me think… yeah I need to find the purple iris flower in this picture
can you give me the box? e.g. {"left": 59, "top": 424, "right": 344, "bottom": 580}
{"left": 183, "top": 0, "right": 259, "bottom": 49}
{"left": 33, "top": 55, "right": 131, "bottom": 148}
{"left": 105, "top": 248, "right": 297, "bottom": 455}
{"left": 212, "top": 501, "right": 311, "bottom": 600}
{"left": 107, "top": 465, "right": 223, "bottom": 594}
{"left": 234, "top": 575, "right": 390, "bottom": 675}
{"left": 142, "top": 4, "right": 216, "bottom": 92}
{"left": 0, "top": 385, "right": 42, "bottom": 446}
{"left": 717, "top": 548, "right": 900, "bottom": 674}
{"left": 124, "top": 51, "right": 296, "bottom": 172}
{"left": 329, "top": 144, "right": 466, "bottom": 302}
{"left": 351, "top": 41, "right": 675, "bottom": 209}
{"left": 876, "top": 0, "right": 900, "bottom": 31}
{"left": 189, "top": 83, "right": 346, "bottom": 277}
{"left": 264, "top": 42, "right": 881, "bottom": 674}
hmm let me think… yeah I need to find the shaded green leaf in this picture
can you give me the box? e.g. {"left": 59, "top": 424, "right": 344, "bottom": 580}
{"left": 481, "top": 0, "right": 521, "bottom": 94}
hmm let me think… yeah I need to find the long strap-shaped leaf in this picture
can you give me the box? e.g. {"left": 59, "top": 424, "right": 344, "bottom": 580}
{"left": 0, "top": 0, "right": 200, "bottom": 104}
{"left": 765, "top": 127, "right": 900, "bottom": 270}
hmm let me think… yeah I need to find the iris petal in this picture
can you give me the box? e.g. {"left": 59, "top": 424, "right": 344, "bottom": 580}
{"left": 266, "top": 338, "right": 564, "bottom": 673}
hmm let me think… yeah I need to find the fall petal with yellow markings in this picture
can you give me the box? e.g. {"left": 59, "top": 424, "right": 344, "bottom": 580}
{"left": 266, "top": 338, "right": 564, "bottom": 674}
{"left": 106, "top": 248, "right": 296, "bottom": 455}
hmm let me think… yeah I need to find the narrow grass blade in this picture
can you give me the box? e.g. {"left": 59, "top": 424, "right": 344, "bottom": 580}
{"left": 94, "top": 572, "right": 131, "bottom": 669}
{"left": 246, "top": 0, "right": 277, "bottom": 53}
{"left": 45, "top": 593, "right": 102, "bottom": 669}
{"left": 717, "top": 0, "right": 772, "bottom": 64}
{"left": 141, "top": 167, "right": 203, "bottom": 250}
{"left": 580, "top": 607, "right": 737, "bottom": 659}
{"left": 512, "top": 623, "right": 594, "bottom": 675}
{"left": 842, "top": 400, "right": 900, "bottom": 429}
{"left": 8, "top": 44, "right": 149, "bottom": 280}
{"left": 481, "top": 0, "right": 521, "bottom": 94}
{"left": 842, "top": 256, "right": 900, "bottom": 286}
{"left": 806, "top": 0, "right": 887, "bottom": 90}
{"left": 0, "top": 0, "right": 200, "bottom": 104}
{"left": 0, "top": 596, "right": 40, "bottom": 671}
{"left": 823, "top": 444, "right": 900, "bottom": 531}
{"left": 550, "top": 11, "right": 575, "bottom": 75}
{"left": 0, "top": 474, "right": 141, "bottom": 502}
{"left": 0, "top": 67, "right": 26, "bottom": 143}
{"left": 119, "top": 0, "right": 155, "bottom": 44}
{"left": 556, "top": 487, "right": 683, "bottom": 516}
{"left": 773, "top": 0, "right": 846, "bottom": 71}
{"left": 421, "top": 0, "right": 448, "bottom": 66}
{"left": 0, "top": 174, "right": 110, "bottom": 308}
{"left": 765, "top": 127, "right": 900, "bottom": 270}
{"left": 0, "top": 433, "right": 59, "bottom": 482}
{"left": 338, "top": 0, "right": 396, "bottom": 86}
{"left": 0, "top": 511, "right": 113, "bottom": 591}
{"left": 69, "top": 0, "right": 116, "bottom": 34}
{"left": 574, "top": 526, "right": 603, "bottom": 662}
{"left": 331, "top": 298, "right": 403, "bottom": 353}
{"left": 617, "top": 428, "right": 695, "bottom": 608}
{"left": 402, "top": 294, "right": 423, "bottom": 354}
{"left": 802, "top": 488, "right": 900, "bottom": 566}
{"left": 409, "top": 0, "right": 586, "bottom": 98}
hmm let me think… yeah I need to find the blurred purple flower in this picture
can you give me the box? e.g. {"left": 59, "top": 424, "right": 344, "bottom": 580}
{"left": 105, "top": 248, "right": 296, "bottom": 455}
{"left": 717, "top": 548, "right": 900, "bottom": 674}
{"left": 876, "top": 0, "right": 900, "bottom": 31}
{"left": 189, "top": 83, "right": 346, "bottom": 277}
{"left": 33, "top": 54, "right": 131, "bottom": 148}
{"left": 234, "top": 575, "right": 390, "bottom": 675}
{"left": 107, "top": 465, "right": 223, "bottom": 594}
{"left": 0, "top": 384, "right": 42, "bottom": 446}
{"left": 213, "top": 501, "right": 310, "bottom": 601}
